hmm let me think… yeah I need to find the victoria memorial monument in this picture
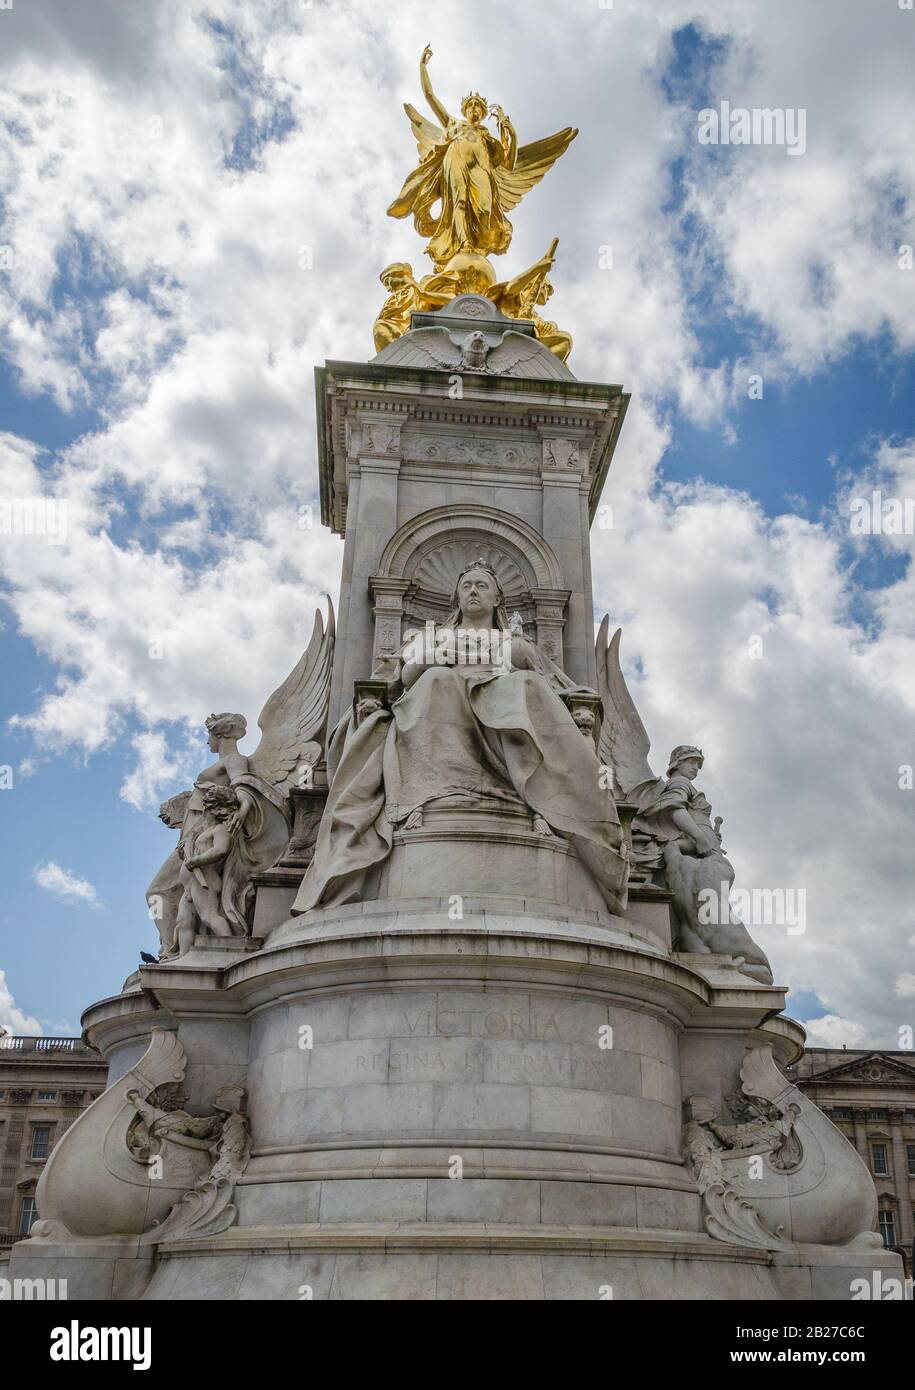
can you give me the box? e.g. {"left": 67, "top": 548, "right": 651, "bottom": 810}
{"left": 8, "top": 49, "right": 902, "bottom": 1301}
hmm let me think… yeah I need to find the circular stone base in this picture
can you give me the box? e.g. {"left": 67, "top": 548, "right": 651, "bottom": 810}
{"left": 72, "top": 901, "right": 809, "bottom": 1301}
{"left": 142, "top": 1227, "right": 779, "bottom": 1300}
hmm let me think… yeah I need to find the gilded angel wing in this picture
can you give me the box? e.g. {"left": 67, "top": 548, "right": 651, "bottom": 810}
{"left": 248, "top": 598, "right": 335, "bottom": 796}
{"left": 493, "top": 128, "right": 578, "bottom": 212}
{"left": 595, "top": 616, "right": 658, "bottom": 800}
{"left": 404, "top": 102, "right": 443, "bottom": 160}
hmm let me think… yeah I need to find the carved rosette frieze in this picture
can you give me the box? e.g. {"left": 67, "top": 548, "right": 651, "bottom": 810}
{"left": 402, "top": 432, "right": 538, "bottom": 469}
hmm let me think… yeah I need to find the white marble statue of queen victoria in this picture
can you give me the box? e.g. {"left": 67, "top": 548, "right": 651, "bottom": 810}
{"left": 293, "top": 561, "right": 629, "bottom": 916}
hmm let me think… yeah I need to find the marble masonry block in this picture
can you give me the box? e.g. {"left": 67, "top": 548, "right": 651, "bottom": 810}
{"left": 235, "top": 1180, "right": 322, "bottom": 1227}
{"left": 249, "top": 1003, "right": 291, "bottom": 1058}
{"left": 606, "top": 1094, "right": 682, "bottom": 1154}
{"left": 425, "top": 1177, "right": 542, "bottom": 1224}
{"left": 237, "top": 1253, "right": 337, "bottom": 1301}
{"left": 319, "top": 1178, "right": 429, "bottom": 1224}
{"left": 147, "top": 1254, "right": 252, "bottom": 1301}
{"left": 105, "top": 1035, "right": 155, "bottom": 1086}
{"left": 624, "top": 895, "right": 673, "bottom": 951}
{"left": 603, "top": 1006, "right": 681, "bottom": 1068}
{"left": 634, "top": 1185, "right": 702, "bottom": 1232}
{"left": 539, "top": 1255, "right": 645, "bottom": 1301}
{"left": 251, "top": 879, "right": 300, "bottom": 937}
{"left": 539, "top": 1180, "right": 638, "bottom": 1227}
{"left": 328, "top": 1252, "right": 440, "bottom": 1301}
{"left": 770, "top": 1246, "right": 907, "bottom": 1302}
{"left": 639, "top": 1055, "right": 681, "bottom": 1108}
{"left": 306, "top": 1038, "right": 392, "bottom": 1090}
{"left": 275, "top": 1086, "right": 347, "bottom": 1141}
{"left": 434, "top": 1253, "right": 547, "bottom": 1302}
{"left": 342, "top": 1081, "right": 438, "bottom": 1133}
{"left": 529, "top": 1085, "right": 614, "bottom": 1140}
{"left": 432, "top": 1080, "right": 532, "bottom": 1134}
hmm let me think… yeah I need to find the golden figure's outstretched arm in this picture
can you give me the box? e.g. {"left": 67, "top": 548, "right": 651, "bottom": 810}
{"left": 489, "top": 238, "right": 559, "bottom": 316}
{"left": 419, "top": 45, "right": 451, "bottom": 127}
{"left": 489, "top": 103, "right": 517, "bottom": 171}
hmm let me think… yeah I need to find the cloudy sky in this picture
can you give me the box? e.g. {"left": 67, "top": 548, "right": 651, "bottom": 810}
{"left": 0, "top": 0, "right": 913, "bottom": 1048}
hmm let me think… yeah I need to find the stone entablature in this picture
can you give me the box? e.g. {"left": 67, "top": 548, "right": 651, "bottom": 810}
{"left": 320, "top": 369, "right": 628, "bottom": 541}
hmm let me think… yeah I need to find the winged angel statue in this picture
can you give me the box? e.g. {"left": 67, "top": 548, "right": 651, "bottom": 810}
{"left": 146, "top": 603, "right": 334, "bottom": 959}
{"left": 376, "top": 48, "right": 577, "bottom": 359}
{"left": 595, "top": 618, "right": 773, "bottom": 984}
{"left": 388, "top": 47, "right": 577, "bottom": 273}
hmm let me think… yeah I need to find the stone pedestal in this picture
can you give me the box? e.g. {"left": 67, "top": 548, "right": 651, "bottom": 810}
{"left": 9, "top": 894, "right": 901, "bottom": 1300}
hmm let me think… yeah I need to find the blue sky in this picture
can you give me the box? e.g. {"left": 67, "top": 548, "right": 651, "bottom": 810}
{"left": 1, "top": 0, "right": 914, "bottom": 1046}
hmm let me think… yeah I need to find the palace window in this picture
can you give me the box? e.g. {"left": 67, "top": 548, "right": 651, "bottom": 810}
{"left": 878, "top": 1210, "right": 897, "bottom": 1248}
{"left": 37, "top": 1091, "right": 57, "bottom": 1102}
{"left": 907, "top": 1144, "right": 915, "bottom": 1176}
{"left": 30, "top": 1126, "right": 51, "bottom": 1160}
{"left": 18, "top": 1197, "right": 38, "bottom": 1236}
{"left": 871, "top": 1142, "right": 888, "bottom": 1175}
{"left": 832, "top": 1107, "right": 851, "bottom": 1120}
{"left": 867, "top": 1109, "right": 886, "bottom": 1121}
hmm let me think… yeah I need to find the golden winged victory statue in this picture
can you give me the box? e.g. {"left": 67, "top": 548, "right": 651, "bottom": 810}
{"left": 376, "top": 46, "right": 577, "bottom": 360}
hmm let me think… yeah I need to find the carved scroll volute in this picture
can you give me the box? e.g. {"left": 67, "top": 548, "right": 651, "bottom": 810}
{"left": 31, "top": 1028, "right": 206, "bottom": 1241}
{"left": 731, "top": 1046, "right": 880, "bottom": 1246}
{"left": 688, "top": 1046, "right": 883, "bottom": 1252}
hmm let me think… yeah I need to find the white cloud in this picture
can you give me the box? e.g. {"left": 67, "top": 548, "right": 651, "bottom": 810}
{"left": 802, "top": 1015, "right": 869, "bottom": 1050}
{"left": 32, "top": 861, "right": 102, "bottom": 909}
{"left": 120, "top": 729, "right": 200, "bottom": 812}
{"left": 0, "top": 970, "right": 42, "bottom": 1035}
{"left": 895, "top": 973, "right": 915, "bottom": 1001}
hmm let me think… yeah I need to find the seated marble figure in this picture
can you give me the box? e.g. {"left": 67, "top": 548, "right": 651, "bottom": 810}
{"left": 292, "top": 561, "right": 629, "bottom": 915}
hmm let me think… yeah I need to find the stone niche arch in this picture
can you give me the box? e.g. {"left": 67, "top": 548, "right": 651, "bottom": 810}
{"left": 369, "top": 504, "right": 571, "bottom": 671}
